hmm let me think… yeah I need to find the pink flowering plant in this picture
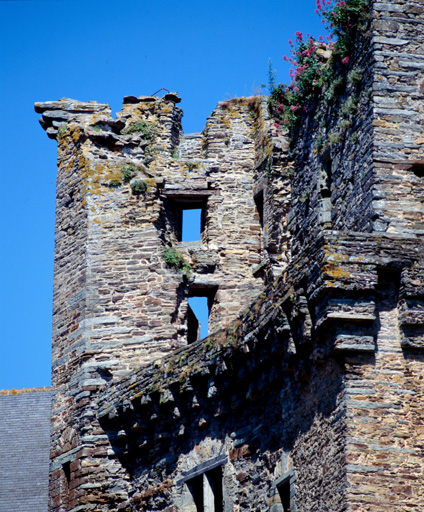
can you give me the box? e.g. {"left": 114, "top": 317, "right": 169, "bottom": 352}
{"left": 317, "top": 0, "right": 368, "bottom": 60}
{"left": 269, "top": 32, "right": 331, "bottom": 129}
{"left": 269, "top": 0, "right": 368, "bottom": 131}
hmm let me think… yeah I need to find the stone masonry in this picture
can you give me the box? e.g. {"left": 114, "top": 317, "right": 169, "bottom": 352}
{"left": 35, "top": 0, "right": 424, "bottom": 511}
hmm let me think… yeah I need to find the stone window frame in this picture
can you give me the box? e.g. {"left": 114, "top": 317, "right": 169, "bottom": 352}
{"left": 162, "top": 190, "right": 213, "bottom": 243}
{"left": 272, "top": 469, "right": 296, "bottom": 512}
{"left": 176, "top": 454, "right": 228, "bottom": 512}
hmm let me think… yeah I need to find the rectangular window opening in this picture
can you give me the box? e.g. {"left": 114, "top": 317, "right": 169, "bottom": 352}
{"left": 163, "top": 193, "right": 209, "bottom": 242}
{"left": 182, "top": 208, "right": 203, "bottom": 242}
{"left": 185, "top": 466, "right": 224, "bottom": 512}
{"left": 187, "top": 475, "right": 203, "bottom": 511}
{"left": 320, "top": 156, "right": 332, "bottom": 199}
{"left": 206, "top": 467, "right": 223, "bottom": 512}
{"left": 277, "top": 478, "right": 291, "bottom": 512}
{"left": 62, "top": 461, "right": 71, "bottom": 506}
{"left": 274, "top": 469, "right": 295, "bottom": 512}
{"left": 188, "top": 296, "right": 209, "bottom": 341}
{"left": 62, "top": 461, "right": 71, "bottom": 484}
{"left": 187, "top": 287, "right": 217, "bottom": 343}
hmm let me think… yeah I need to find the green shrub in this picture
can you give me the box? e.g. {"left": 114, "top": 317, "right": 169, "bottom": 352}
{"left": 315, "top": 135, "right": 324, "bottom": 154}
{"left": 108, "top": 179, "right": 122, "bottom": 188}
{"left": 121, "top": 164, "right": 137, "bottom": 183}
{"left": 163, "top": 247, "right": 191, "bottom": 277}
{"left": 130, "top": 179, "right": 148, "bottom": 195}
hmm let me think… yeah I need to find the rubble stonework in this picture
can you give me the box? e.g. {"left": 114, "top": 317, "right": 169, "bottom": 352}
{"left": 36, "top": 0, "right": 424, "bottom": 510}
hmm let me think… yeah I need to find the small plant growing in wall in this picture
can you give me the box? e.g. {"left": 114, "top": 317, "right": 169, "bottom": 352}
{"left": 144, "top": 145, "right": 158, "bottom": 159}
{"left": 57, "top": 125, "right": 68, "bottom": 136}
{"left": 121, "top": 164, "right": 137, "bottom": 183}
{"left": 348, "top": 67, "right": 363, "bottom": 86}
{"left": 130, "top": 179, "right": 148, "bottom": 195}
{"left": 315, "top": 135, "right": 324, "bottom": 154}
{"left": 163, "top": 247, "right": 191, "bottom": 277}
{"left": 340, "top": 95, "right": 358, "bottom": 118}
{"left": 124, "top": 120, "right": 158, "bottom": 140}
{"left": 108, "top": 179, "right": 122, "bottom": 188}
{"left": 186, "top": 161, "right": 200, "bottom": 172}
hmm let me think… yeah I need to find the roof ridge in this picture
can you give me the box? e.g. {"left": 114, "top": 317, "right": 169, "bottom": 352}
{"left": 0, "top": 387, "right": 52, "bottom": 396}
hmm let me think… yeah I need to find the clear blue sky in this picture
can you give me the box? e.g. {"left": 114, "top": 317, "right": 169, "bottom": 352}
{"left": 0, "top": 0, "right": 325, "bottom": 390}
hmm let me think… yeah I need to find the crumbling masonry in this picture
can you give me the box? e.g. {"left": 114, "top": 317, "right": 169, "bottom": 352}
{"left": 36, "top": 1, "right": 424, "bottom": 510}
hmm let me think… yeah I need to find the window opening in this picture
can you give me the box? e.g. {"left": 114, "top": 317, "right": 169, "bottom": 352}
{"left": 188, "top": 296, "right": 209, "bottom": 339}
{"left": 62, "top": 461, "right": 71, "bottom": 484}
{"left": 186, "top": 466, "right": 223, "bottom": 512}
{"left": 318, "top": 155, "right": 332, "bottom": 227}
{"left": 274, "top": 470, "right": 295, "bottom": 512}
{"left": 320, "top": 156, "right": 332, "bottom": 199}
{"left": 62, "top": 461, "right": 71, "bottom": 506}
{"left": 254, "top": 190, "right": 264, "bottom": 227}
{"left": 410, "top": 162, "right": 424, "bottom": 178}
{"left": 187, "top": 475, "right": 203, "bottom": 511}
{"left": 182, "top": 208, "right": 202, "bottom": 241}
{"left": 162, "top": 191, "right": 210, "bottom": 242}
{"left": 187, "top": 287, "right": 217, "bottom": 343}
{"left": 277, "top": 478, "right": 291, "bottom": 512}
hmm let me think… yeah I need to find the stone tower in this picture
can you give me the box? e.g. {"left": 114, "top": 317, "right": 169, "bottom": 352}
{"left": 36, "top": 0, "right": 424, "bottom": 510}
{"left": 36, "top": 92, "right": 289, "bottom": 510}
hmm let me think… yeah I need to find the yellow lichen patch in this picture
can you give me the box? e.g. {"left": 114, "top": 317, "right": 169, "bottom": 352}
{"left": 161, "top": 103, "right": 173, "bottom": 114}
{"left": 322, "top": 264, "right": 350, "bottom": 279}
{"left": 69, "top": 125, "right": 82, "bottom": 143}
{"left": 323, "top": 244, "right": 349, "bottom": 262}
{"left": 221, "top": 107, "right": 242, "bottom": 128}
{"left": 373, "top": 120, "right": 399, "bottom": 129}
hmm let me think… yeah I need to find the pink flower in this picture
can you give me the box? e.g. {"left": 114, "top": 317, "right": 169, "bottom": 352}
{"left": 342, "top": 56, "right": 349, "bottom": 65}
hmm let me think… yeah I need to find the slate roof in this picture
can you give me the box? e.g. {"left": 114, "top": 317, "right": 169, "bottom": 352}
{"left": 0, "top": 388, "right": 51, "bottom": 512}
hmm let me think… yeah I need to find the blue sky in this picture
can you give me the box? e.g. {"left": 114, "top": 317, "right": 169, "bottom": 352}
{"left": 0, "top": 0, "right": 325, "bottom": 390}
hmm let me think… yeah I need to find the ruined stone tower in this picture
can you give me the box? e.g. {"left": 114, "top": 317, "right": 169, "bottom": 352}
{"left": 36, "top": 0, "right": 424, "bottom": 510}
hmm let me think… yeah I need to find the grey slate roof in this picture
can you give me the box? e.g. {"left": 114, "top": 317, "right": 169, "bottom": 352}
{"left": 0, "top": 389, "right": 51, "bottom": 512}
